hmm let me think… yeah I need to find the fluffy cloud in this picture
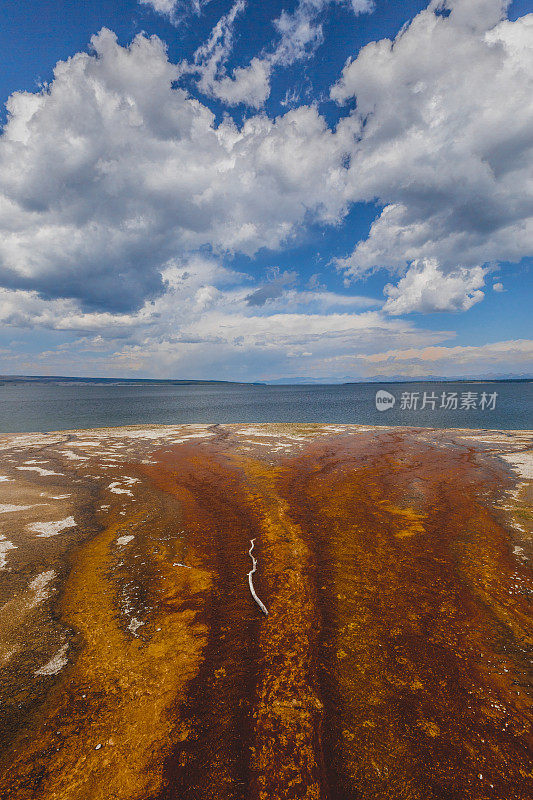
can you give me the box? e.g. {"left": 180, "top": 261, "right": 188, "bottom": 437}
{"left": 0, "top": 258, "right": 228, "bottom": 333}
{"left": 197, "top": 56, "right": 271, "bottom": 108}
{"left": 383, "top": 259, "right": 486, "bottom": 314}
{"left": 4, "top": 251, "right": 526, "bottom": 380}
{"left": 333, "top": 0, "right": 533, "bottom": 309}
{"left": 1, "top": 0, "right": 531, "bottom": 384}
{"left": 187, "top": 0, "right": 533, "bottom": 314}
{"left": 5, "top": 331, "right": 531, "bottom": 381}
{"left": 0, "top": 29, "right": 348, "bottom": 312}
{"left": 0, "top": 253, "right": 444, "bottom": 380}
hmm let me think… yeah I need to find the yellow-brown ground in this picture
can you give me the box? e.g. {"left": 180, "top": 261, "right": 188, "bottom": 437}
{"left": 0, "top": 424, "right": 531, "bottom": 800}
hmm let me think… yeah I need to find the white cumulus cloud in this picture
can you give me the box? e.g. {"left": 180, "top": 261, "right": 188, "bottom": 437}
{"left": 0, "top": 29, "right": 348, "bottom": 312}
{"left": 332, "top": 0, "right": 533, "bottom": 310}
{"left": 0, "top": 0, "right": 531, "bottom": 381}
{"left": 0, "top": 253, "right": 445, "bottom": 381}
{"left": 383, "top": 259, "right": 487, "bottom": 314}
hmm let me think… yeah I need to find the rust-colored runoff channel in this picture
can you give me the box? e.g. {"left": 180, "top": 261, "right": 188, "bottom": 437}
{"left": 144, "top": 445, "right": 327, "bottom": 800}
{"left": 0, "top": 430, "right": 531, "bottom": 800}
{"left": 276, "top": 432, "right": 533, "bottom": 800}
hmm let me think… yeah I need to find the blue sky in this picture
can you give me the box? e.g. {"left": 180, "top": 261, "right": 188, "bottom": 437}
{"left": 0, "top": 0, "right": 531, "bottom": 381}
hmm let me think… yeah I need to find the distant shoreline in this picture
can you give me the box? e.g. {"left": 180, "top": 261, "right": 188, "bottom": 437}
{"left": 0, "top": 375, "right": 531, "bottom": 386}
{"left": 0, "top": 375, "right": 265, "bottom": 386}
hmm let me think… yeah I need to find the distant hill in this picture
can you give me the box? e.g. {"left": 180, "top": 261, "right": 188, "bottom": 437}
{"left": 0, "top": 374, "right": 530, "bottom": 386}
{"left": 267, "top": 375, "right": 533, "bottom": 384}
{"left": 0, "top": 375, "right": 265, "bottom": 386}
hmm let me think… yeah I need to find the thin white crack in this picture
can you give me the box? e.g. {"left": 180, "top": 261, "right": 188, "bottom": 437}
{"left": 248, "top": 538, "right": 268, "bottom": 616}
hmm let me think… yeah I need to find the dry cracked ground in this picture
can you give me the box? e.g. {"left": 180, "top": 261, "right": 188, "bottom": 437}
{"left": 0, "top": 423, "right": 532, "bottom": 800}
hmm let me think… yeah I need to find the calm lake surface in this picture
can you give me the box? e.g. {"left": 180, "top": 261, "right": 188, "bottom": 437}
{"left": 0, "top": 380, "right": 531, "bottom": 433}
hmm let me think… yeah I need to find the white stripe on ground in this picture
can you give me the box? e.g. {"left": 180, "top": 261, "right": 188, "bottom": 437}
{"left": 248, "top": 538, "right": 268, "bottom": 616}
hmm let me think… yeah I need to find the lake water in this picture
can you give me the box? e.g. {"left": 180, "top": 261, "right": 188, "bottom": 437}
{"left": 0, "top": 380, "right": 531, "bottom": 433}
